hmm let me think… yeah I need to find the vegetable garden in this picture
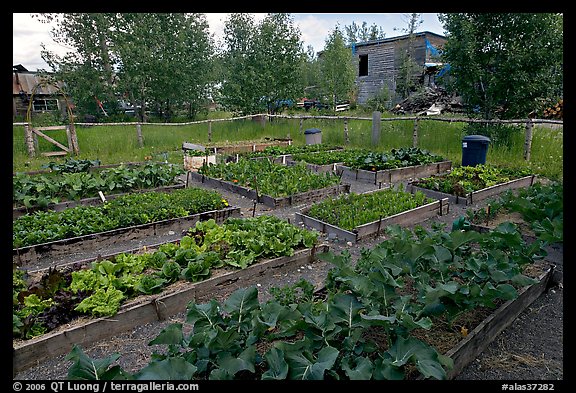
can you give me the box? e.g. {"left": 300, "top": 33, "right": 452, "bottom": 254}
{"left": 12, "top": 138, "right": 563, "bottom": 380}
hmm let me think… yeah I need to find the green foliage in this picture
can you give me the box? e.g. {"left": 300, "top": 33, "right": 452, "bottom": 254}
{"left": 39, "top": 13, "right": 213, "bottom": 121}
{"left": 13, "top": 162, "right": 184, "bottom": 209}
{"left": 306, "top": 187, "right": 433, "bottom": 231}
{"left": 41, "top": 158, "right": 102, "bottom": 173}
{"left": 438, "top": 13, "right": 563, "bottom": 119}
{"left": 364, "top": 85, "right": 392, "bottom": 112}
{"left": 198, "top": 158, "right": 341, "bottom": 198}
{"left": 319, "top": 26, "right": 357, "bottom": 109}
{"left": 467, "top": 182, "right": 563, "bottom": 244}
{"left": 65, "top": 218, "right": 547, "bottom": 380}
{"left": 463, "top": 123, "right": 523, "bottom": 149}
{"left": 13, "top": 216, "right": 319, "bottom": 340}
{"left": 13, "top": 187, "right": 226, "bottom": 248}
{"left": 220, "top": 13, "right": 304, "bottom": 115}
{"left": 415, "top": 164, "right": 532, "bottom": 196}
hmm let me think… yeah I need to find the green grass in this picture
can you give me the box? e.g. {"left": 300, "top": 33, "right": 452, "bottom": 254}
{"left": 13, "top": 115, "right": 563, "bottom": 181}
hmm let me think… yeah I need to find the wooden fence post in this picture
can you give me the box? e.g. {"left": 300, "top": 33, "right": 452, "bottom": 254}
{"left": 371, "top": 111, "right": 381, "bottom": 146}
{"left": 67, "top": 124, "right": 80, "bottom": 155}
{"left": 524, "top": 119, "right": 533, "bottom": 161}
{"left": 24, "top": 124, "right": 36, "bottom": 158}
{"left": 344, "top": 118, "right": 349, "bottom": 144}
{"left": 136, "top": 123, "right": 144, "bottom": 147}
{"left": 412, "top": 118, "right": 419, "bottom": 147}
{"left": 208, "top": 120, "right": 212, "bottom": 142}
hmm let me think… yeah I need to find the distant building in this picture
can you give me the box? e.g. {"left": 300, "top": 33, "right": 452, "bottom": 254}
{"left": 352, "top": 31, "right": 447, "bottom": 104}
{"left": 12, "top": 64, "right": 68, "bottom": 120}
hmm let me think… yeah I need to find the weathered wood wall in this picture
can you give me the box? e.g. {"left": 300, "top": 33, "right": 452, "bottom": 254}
{"left": 355, "top": 32, "right": 447, "bottom": 105}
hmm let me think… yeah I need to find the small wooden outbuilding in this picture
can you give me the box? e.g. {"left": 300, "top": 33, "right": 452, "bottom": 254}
{"left": 12, "top": 64, "right": 68, "bottom": 120}
{"left": 353, "top": 31, "right": 447, "bottom": 104}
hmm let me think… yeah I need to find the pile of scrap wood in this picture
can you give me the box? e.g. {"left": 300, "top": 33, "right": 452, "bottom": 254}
{"left": 391, "top": 86, "right": 464, "bottom": 115}
{"left": 543, "top": 99, "right": 563, "bottom": 119}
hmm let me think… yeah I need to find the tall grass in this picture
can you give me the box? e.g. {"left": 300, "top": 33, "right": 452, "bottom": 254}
{"left": 13, "top": 116, "right": 563, "bottom": 181}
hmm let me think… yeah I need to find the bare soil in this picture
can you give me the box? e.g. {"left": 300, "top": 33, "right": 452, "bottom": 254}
{"left": 12, "top": 174, "right": 563, "bottom": 381}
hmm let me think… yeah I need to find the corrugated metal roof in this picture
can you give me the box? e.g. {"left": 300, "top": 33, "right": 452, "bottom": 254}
{"left": 13, "top": 72, "right": 62, "bottom": 95}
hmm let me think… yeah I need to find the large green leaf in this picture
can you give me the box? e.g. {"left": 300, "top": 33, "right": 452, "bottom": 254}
{"left": 262, "top": 348, "right": 289, "bottom": 380}
{"left": 148, "top": 323, "right": 183, "bottom": 346}
{"left": 330, "top": 293, "right": 364, "bottom": 331}
{"left": 285, "top": 345, "right": 339, "bottom": 380}
{"left": 223, "top": 286, "right": 260, "bottom": 333}
{"left": 216, "top": 346, "right": 256, "bottom": 375}
{"left": 66, "top": 345, "right": 126, "bottom": 380}
{"left": 186, "top": 299, "right": 221, "bottom": 330}
{"left": 387, "top": 336, "right": 447, "bottom": 379}
{"left": 134, "top": 357, "right": 197, "bottom": 380}
{"left": 341, "top": 355, "right": 373, "bottom": 380}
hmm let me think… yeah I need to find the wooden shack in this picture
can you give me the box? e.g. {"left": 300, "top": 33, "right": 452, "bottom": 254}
{"left": 12, "top": 64, "right": 67, "bottom": 120}
{"left": 353, "top": 31, "right": 447, "bottom": 104}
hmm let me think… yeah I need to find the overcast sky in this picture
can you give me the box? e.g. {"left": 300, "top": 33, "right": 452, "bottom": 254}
{"left": 13, "top": 13, "right": 446, "bottom": 72}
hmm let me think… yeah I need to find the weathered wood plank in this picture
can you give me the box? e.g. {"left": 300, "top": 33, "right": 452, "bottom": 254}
{"left": 444, "top": 267, "right": 552, "bottom": 379}
{"left": 409, "top": 175, "right": 536, "bottom": 206}
{"left": 336, "top": 161, "right": 452, "bottom": 185}
{"left": 188, "top": 171, "right": 350, "bottom": 208}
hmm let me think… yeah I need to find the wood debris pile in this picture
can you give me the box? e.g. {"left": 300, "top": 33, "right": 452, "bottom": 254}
{"left": 542, "top": 99, "right": 563, "bottom": 120}
{"left": 391, "top": 87, "right": 464, "bottom": 116}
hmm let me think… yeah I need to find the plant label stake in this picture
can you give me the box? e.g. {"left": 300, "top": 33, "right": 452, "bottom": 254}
{"left": 98, "top": 191, "right": 107, "bottom": 203}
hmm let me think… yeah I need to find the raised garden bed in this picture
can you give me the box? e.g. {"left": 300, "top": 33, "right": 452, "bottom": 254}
{"left": 191, "top": 159, "right": 349, "bottom": 208}
{"left": 409, "top": 175, "right": 536, "bottom": 206}
{"left": 13, "top": 206, "right": 241, "bottom": 268}
{"left": 13, "top": 246, "right": 328, "bottom": 375}
{"left": 295, "top": 188, "right": 449, "bottom": 242}
{"left": 442, "top": 265, "right": 553, "bottom": 379}
{"left": 13, "top": 161, "right": 184, "bottom": 211}
{"left": 221, "top": 144, "right": 344, "bottom": 166}
{"left": 337, "top": 160, "right": 452, "bottom": 185}
{"left": 188, "top": 171, "right": 350, "bottom": 209}
{"left": 12, "top": 183, "right": 185, "bottom": 220}
{"left": 13, "top": 216, "right": 325, "bottom": 375}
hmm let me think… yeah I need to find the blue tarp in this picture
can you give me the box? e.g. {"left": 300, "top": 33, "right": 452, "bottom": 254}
{"left": 437, "top": 63, "right": 451, "bottom": 78}
{"left": 425, "top": 39, "right": 441, "bottom": 57}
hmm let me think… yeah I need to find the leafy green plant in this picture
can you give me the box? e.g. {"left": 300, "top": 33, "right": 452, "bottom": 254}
{"left": 467, "top": 182, "right": 563, "bottom": 243}
{"left": 414, "top": 164, "right": 533, "bottom": 196}
{"left": 306, "top": 186, "right": 433, "bottom": 231}
{"left": 13, "top": 216, "right": 319, "bottom": 340}
{"left": 198, "top": 159, "right": 341, "bottom": 198}
{"left": 13, "top": 162, "right": 184, "bottom": 209}
{"left": 64, "top": 219, "right": 547, "bottom": 380}
{"left": 41, "top": 158, "right": 102, "bottom": 173}
{"left": 13, "top": 187, "right": 227, "bottom": 248}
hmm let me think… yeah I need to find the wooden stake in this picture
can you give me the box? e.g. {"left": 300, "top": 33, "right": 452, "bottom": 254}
{"left": 524, "top": 119, "right": 533, "bottom": 161}
{"left": 24, "top": 124, "right": 36, "bottom": 158}
{"left": 413, "top": 118, "right": 419, "bottom": 147}
{"left": 136, "top": 123, "right": 144, "bottom": 147}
